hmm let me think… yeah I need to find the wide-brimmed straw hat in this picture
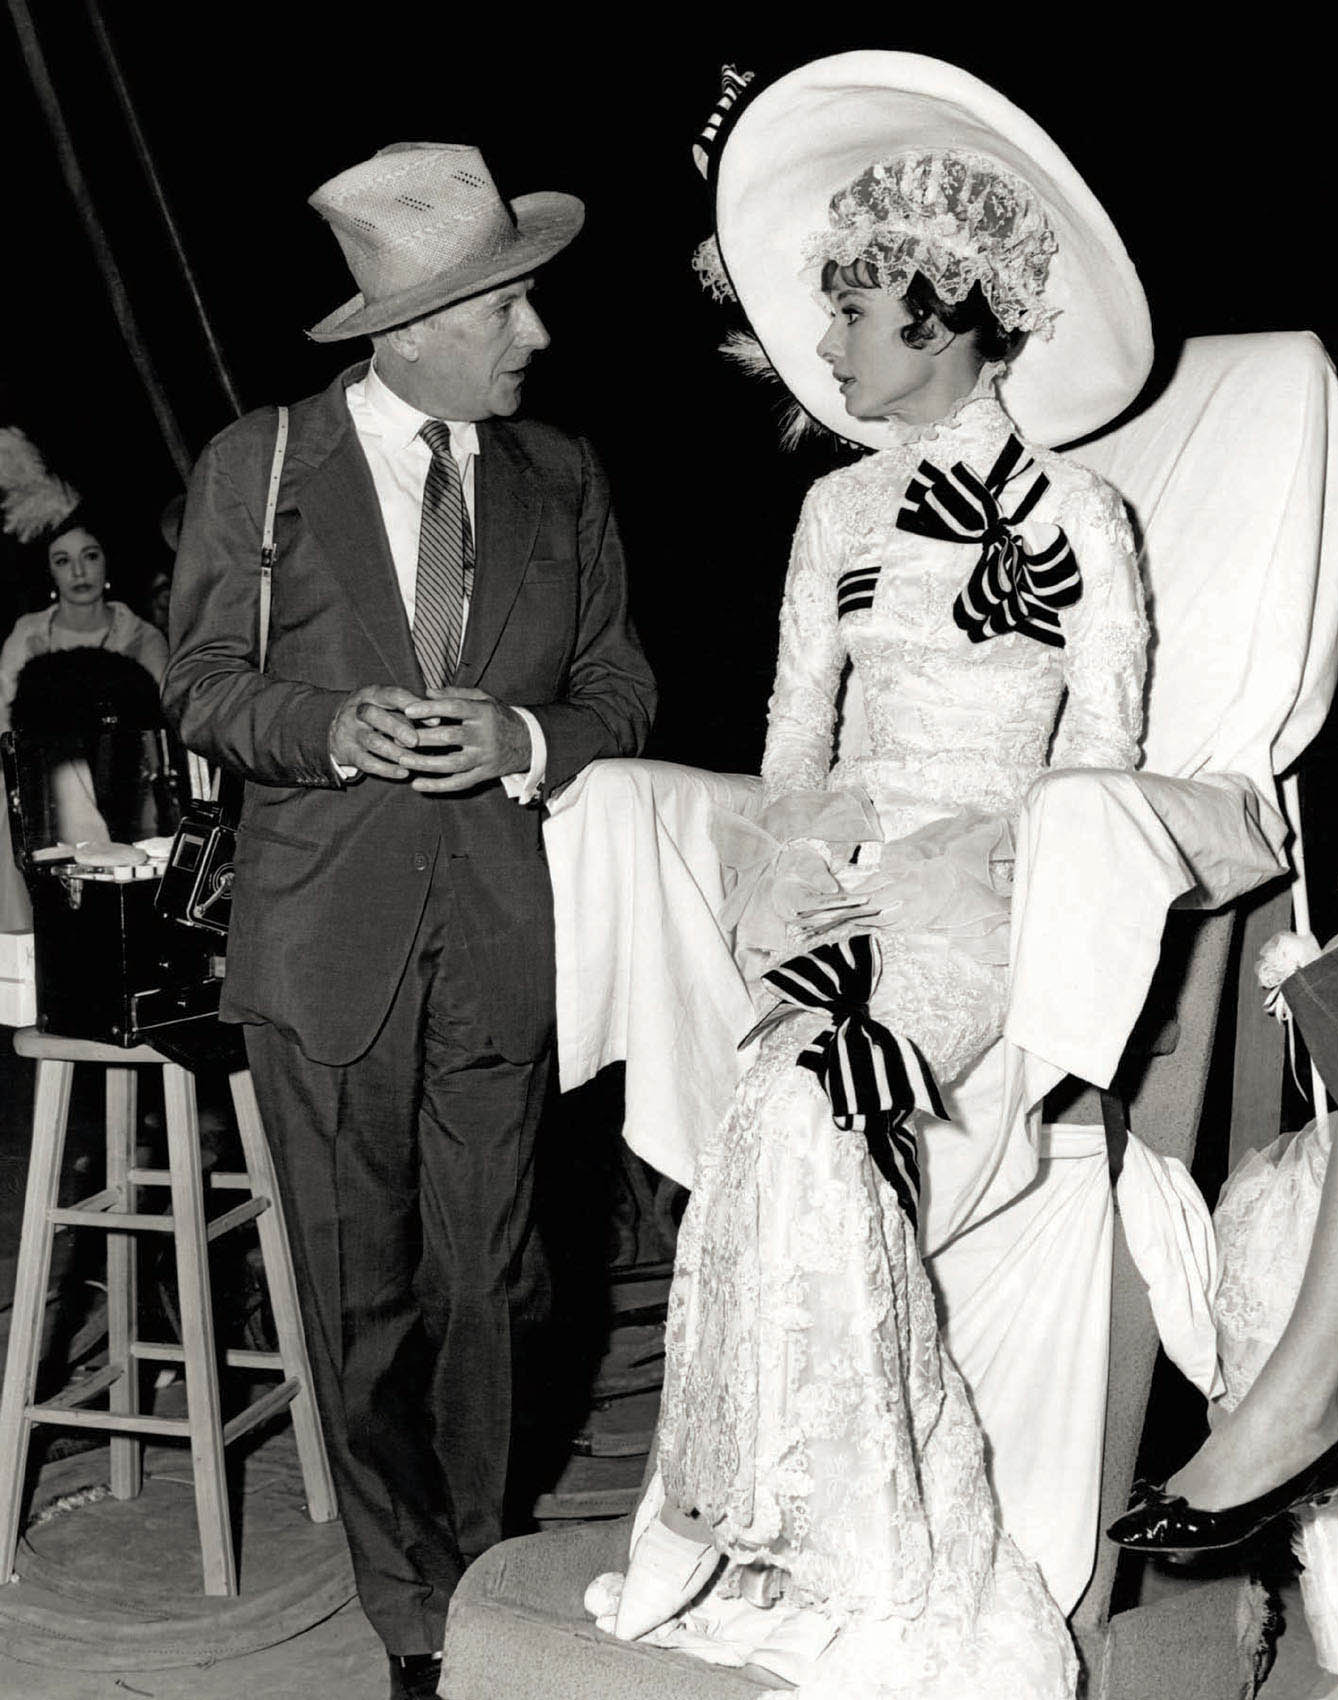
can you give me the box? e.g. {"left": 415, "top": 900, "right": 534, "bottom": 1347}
{"left": 306, "top": 142, "right": 584, "bottom": 343}
{"left": 715, "top": 52, "right": 1152, "bottom": 448}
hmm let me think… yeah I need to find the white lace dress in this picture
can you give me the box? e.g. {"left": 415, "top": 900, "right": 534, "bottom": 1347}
{"left": 603, "top": 391, "right": 1145, "bottom": 1699}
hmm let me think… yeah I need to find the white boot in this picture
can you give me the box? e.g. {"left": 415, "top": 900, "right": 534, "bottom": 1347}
{"left": 612, "top": 1515, "right": 721, "bottom": 1641}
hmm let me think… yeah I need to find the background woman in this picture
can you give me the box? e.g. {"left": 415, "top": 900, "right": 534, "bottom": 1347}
{"left": 0, "top": 510, "right": 167, "bottom": 728}
{"left": 0, "top": 468, "right": 169, "bottom": 925}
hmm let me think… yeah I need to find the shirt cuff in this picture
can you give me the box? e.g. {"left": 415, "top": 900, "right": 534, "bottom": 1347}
{"left": 501, "top": 706, "right": 547, "bottom": 805}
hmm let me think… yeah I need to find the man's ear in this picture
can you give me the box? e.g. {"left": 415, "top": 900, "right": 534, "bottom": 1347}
{"left": 381, "top": 322, "right": 421, "bottom": 364}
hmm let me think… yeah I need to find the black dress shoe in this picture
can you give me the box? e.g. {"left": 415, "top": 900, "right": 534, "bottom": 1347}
{"left": 388, "top": 1651, "right": 443, "bottom": 1700}
{"left": 1107, "top": 1434, "right": 1338, "bottom": 1553}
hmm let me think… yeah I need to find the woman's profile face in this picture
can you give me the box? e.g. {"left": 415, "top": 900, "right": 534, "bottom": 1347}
{"left": 47, "top": 526, "right": 108, "bottom": 609}
{"left": 816, "top": 283, "right": 930, "bottom": 420}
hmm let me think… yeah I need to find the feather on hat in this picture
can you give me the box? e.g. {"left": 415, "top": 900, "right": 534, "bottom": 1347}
{"left": 0, "top": 428, "right": 80, "bottom": 544}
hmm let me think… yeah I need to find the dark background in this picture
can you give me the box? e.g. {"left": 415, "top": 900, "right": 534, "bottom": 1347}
{"left": 2, "top": 10, "right": 1334, "bottom": 794}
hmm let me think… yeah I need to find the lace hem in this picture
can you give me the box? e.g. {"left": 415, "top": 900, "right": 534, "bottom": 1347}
{"left": 650, "top": 1025, "right": 1075, "bottom": 1697}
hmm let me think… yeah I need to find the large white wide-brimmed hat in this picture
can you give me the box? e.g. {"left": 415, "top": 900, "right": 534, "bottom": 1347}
{"left": 715, "top": 52, "right": 1152, "bottom": 448}
{"left": 307, "top": 142, "right": 584, "bottom": 343}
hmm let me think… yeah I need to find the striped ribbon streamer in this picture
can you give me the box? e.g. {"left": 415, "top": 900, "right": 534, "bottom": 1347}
{"left": 762, "top": 935, "right": 946, "bottom": 1228}
{"left": 413, "top": 419, "right": 473, "bottom": 687}
{"left": 896, "top": 432, "right": 1082, "bottom": 648}
{"left": 837, "top": 564, "right": 880, "bottom": 618}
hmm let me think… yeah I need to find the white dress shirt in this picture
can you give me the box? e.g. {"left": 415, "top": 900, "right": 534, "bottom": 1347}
{"left": 342, "top": 362, "right": 547, "bottom": 801}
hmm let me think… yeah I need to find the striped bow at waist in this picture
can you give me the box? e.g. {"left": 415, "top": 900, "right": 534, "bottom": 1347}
{"left": 751, "top": 934, "right": 946, "bottom": 1229}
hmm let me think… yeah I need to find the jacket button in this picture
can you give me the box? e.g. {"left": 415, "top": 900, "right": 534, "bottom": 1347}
{"left": 412, "top": 852, "right": 429, "bottom": 872}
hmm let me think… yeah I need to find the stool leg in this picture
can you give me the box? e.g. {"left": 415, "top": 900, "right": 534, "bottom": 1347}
{"left": 0, "top": 1058, "right": 73, "bottom": 1582}
{"left": 227, "top": 1067, "right": 338, "bottom": 1524}
{"left": 105, "top": 1065, "right": 141, "bottom": 1500}
{"left": 162, "top": 1062, "right": 236, "bottom": 1596}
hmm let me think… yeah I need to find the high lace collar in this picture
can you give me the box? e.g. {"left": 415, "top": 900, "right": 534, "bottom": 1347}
{"left": 862, "top": 361, "right": 1015, "bottom": 457}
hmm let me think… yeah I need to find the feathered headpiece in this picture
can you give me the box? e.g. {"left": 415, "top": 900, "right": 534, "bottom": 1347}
{"left": 690, "top": 67, "right": 823, "bottom": 448}
{"left": 0, "top": 427, "right": 80, "bottom": 544}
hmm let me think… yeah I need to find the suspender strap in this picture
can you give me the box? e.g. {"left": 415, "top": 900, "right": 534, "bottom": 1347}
{"left": 258, "top": 404, "right": 288, "bottom": 672}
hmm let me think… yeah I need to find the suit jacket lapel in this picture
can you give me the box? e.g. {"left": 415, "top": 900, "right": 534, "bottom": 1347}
{"left": 293, "top": 368, "right": 423, "bottom": 688}
{"left": 455, "top": 421, "right": 540, "bottom": 688}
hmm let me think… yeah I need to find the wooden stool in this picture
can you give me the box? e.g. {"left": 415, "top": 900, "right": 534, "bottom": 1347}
{"left": 0, "top": 1029, "right": 338, "bottom": 1595}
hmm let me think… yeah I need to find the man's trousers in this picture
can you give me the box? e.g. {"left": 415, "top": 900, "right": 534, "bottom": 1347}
{"left": 244, "top": 850, "right": 554, "bottom": 1654}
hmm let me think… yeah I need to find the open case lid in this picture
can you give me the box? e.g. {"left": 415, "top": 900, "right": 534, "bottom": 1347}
{"left": 1, "top": 723, "right": 187, "bottom": 882}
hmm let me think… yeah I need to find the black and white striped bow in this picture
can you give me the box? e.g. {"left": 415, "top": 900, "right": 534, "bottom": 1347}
{"left": 897, "top": 433, "right": 1082, "bottom": 649}
{"left": 761, "top": 935, "right": 946, "bottom": 1228}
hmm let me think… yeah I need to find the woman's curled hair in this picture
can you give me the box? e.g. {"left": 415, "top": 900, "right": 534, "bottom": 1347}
{"left": 822, "top": 259, "right": 1027, "bottom": 364}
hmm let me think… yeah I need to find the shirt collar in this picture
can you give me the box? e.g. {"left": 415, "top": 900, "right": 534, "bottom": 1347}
{"left": 362, "top": 361, "right": 481, "bottom": 459}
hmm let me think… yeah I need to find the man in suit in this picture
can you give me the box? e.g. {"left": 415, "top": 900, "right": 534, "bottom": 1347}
{"left": 162, "top": 142, "right": 655, "bottom": 1700}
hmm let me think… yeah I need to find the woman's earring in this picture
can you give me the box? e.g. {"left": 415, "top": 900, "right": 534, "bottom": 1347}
{"left": 49, "top": 588, "right": 57, "bottom": 601}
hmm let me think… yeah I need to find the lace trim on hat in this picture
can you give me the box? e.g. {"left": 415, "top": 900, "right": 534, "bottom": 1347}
{"left": 805, "top": 150, "right": 1060, "bottom": 338}
{"left": 692, "top": 234, "right": 736, "bottom": 303}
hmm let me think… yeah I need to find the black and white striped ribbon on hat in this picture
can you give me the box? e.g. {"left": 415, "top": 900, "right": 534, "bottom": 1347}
{"left": 692, "top": 65, "right": 755, "bottom": 180}
{"left": 896, "top": 433, "right": 1082, "bottom": 649}
{"left": 761, "top": 935, "right": 946, "bottom": 1228}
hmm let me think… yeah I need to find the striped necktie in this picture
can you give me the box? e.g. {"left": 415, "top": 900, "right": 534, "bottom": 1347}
{"left": 413, "top": 419, "right": 473, "bottom": 687}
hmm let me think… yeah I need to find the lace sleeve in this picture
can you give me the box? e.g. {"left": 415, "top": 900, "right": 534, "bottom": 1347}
{"left": 1048, "top": 476, "right": 1148, "bottom": 771}
{"left": 760, "top": 485, "right": 846, "bottom": 801}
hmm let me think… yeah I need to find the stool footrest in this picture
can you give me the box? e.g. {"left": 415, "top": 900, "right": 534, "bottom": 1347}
{"left": 48, "top": 1197, "right": 270, "bottom": 1239}
{"left": 51, "top": 1202, "right": 173, "bottom": 1233}
{"left": 128, "top": 1168, "right": 254, "bottom": 1191}
{"left": 28, "top": 1404, "right": 190, "bottom": 1438}
{"left": 133, "top": 1342, "right": 284, "bottom": 1373}
{"left": 222, "top": 1378, "right": 298, "bottom": 1446}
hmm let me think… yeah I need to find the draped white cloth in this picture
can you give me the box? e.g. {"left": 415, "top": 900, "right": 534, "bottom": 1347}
{"left": 545, "top": 757, "right": 1263, "bottom": 1609}
{"left": 547, "top": 757, "right": 757, "bottom": 1188}
{"left": 1073, "top": 332, "right": 1338, "bottom": 794}
{"left": 545, "top": 331, "right": 1338, "bottom": 1614}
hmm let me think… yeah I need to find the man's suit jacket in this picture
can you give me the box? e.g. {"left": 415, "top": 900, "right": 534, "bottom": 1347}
{"left": 162, "top": 363, "right": 655, "bottom": 1067}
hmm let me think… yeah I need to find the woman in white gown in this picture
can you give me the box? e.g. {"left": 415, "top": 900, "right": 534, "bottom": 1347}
{"left": 590, "top": 54, "right": 1153, "bottom": 1699}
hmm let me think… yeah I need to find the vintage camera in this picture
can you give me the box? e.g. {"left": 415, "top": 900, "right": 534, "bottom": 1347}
{"left": 1, "top": 653, "right": 223, "bottom": 1049}
{"left": 156, "top": 798, "right": 235, "bottom": 939}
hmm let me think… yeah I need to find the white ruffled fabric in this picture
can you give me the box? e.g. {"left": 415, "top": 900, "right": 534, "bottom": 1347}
{"left": 1213, "top": 1113, "right": 1338, "bottom": 1672}
{"left": 805, "top": 150, "right": 1060, "bottom": 337}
